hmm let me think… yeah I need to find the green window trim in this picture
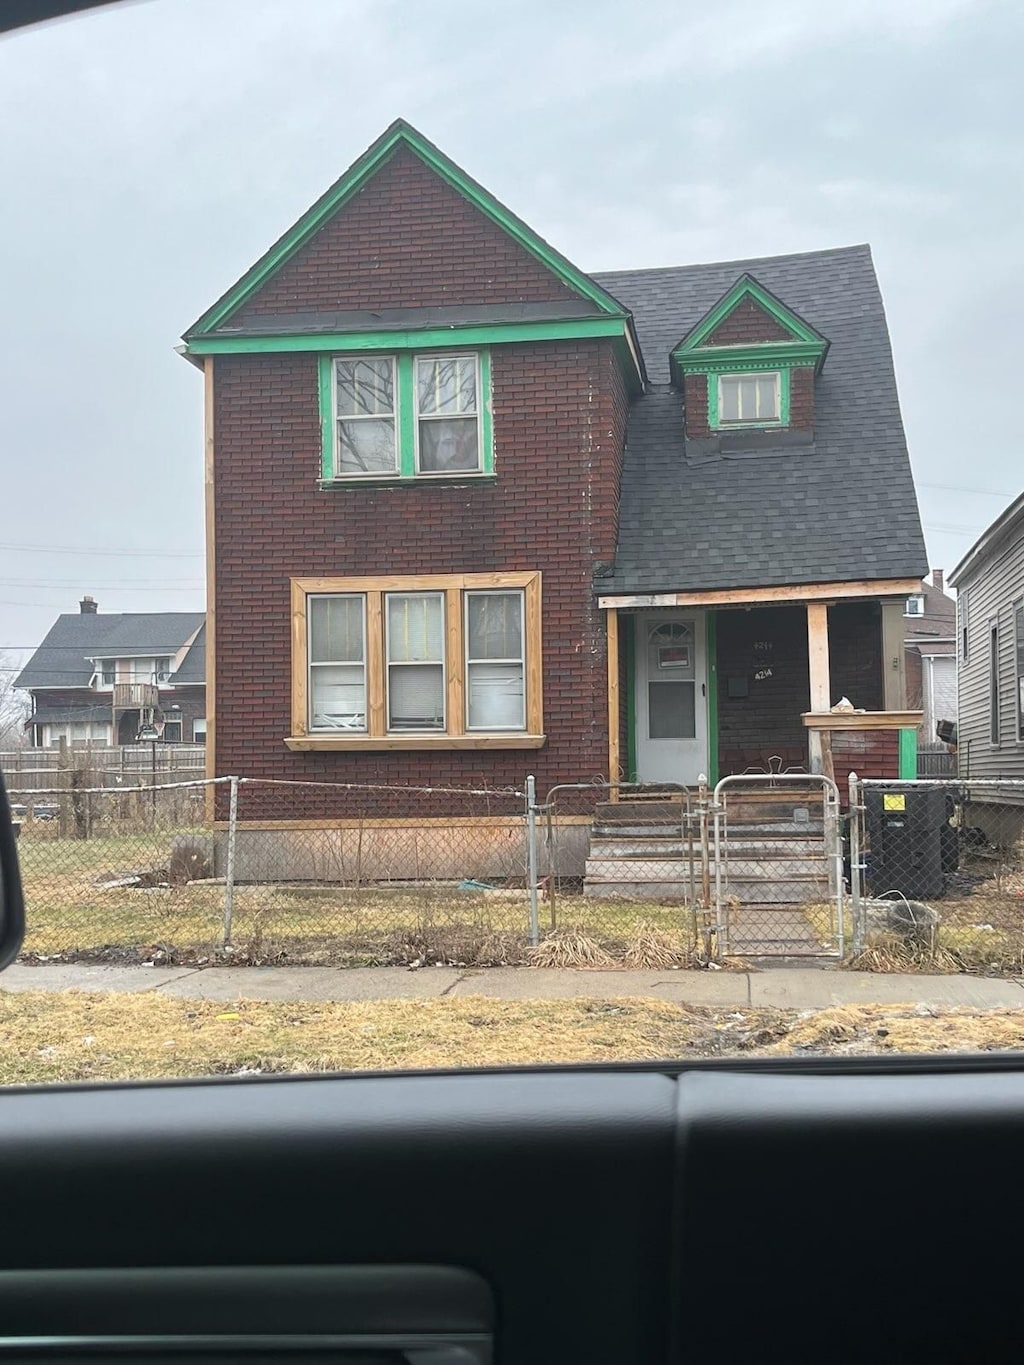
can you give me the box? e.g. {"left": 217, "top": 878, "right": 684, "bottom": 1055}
{"left": 319, "top": 349, "right": 493, "bottom": 483}
{"left": 707, "top": 367, "right": 791, "bottom": 430}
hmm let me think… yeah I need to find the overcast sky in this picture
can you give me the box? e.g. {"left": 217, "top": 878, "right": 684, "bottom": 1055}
{"left": 1, "top": 0, "right": 1021, "bottom": 670}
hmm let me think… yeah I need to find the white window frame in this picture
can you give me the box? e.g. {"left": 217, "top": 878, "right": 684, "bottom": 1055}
{"left": 904, "top": 595, "right": 925, "bottom": 617}
{"left": 307, "top": 593, "right": 368, "bottom": 734}
{"left": 717, "top": 370, "right": 781, "bottom": 425}
{"left": 464, "top": 589, "right": 526, "bottom": 732}
{"left": 333, "top": 354, "right": 399, "bottom": 480}
{"left": 384, "top": 591, "right": 447, "bottom": 734}
{"left": 193, "top": 717, "right": 207, "bottom": 743}
{"left": 413, "top": 353, "right": 483, "bottom": 477}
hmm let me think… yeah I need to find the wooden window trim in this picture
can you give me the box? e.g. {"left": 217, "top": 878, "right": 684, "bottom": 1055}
{"left": 289, "top": 572, "right": 544, "bottom": 751}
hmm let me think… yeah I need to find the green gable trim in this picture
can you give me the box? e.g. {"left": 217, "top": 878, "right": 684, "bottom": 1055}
{"left": 186, "top": 120, "right": 626, "bottom": 338}
{"left": 186, "top": 315, "right": 628, "bottom": 356}
{"left": 707, "top": 367, "right": 791, "bottom": 430}
{"left": 674, "top": 341, "right": 825, "bottom": 374}
{"left": 676, "top": 273, "right": 827, "bottom": 353}
{"left": 188, "top": 315, "right": 644, "bottom": 396}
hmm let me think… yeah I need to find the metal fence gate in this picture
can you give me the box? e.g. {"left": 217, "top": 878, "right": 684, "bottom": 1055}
{"left": 712, "top": 773, "right": 845, "bottom": 958}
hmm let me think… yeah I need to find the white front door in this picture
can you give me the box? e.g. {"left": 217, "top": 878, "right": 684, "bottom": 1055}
{"left": 635, "top": 613, "right": 708, "bottom": 786}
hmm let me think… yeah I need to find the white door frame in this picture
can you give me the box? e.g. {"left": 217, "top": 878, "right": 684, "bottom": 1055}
{"left": 634, "top": 611, "right": 708, "bottom": 785}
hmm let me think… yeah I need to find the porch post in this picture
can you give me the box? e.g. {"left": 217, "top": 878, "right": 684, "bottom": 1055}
{"left": 806, "top": 602, "right": 832, "bottom": 775}
{"left": 606, "top": 607, "right": 620, "bottom": 795}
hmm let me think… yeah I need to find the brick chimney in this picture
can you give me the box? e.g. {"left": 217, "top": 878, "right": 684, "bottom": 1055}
{"left": 79, "top": 595, "right": 98, "bottom": 614}
{"left": 932, "top": 569, "right": 944, "bottom": 594}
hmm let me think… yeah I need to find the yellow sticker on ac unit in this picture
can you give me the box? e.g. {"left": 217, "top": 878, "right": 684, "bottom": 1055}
{"left": 883, "top": 793, "right": 906, "bottom": 811}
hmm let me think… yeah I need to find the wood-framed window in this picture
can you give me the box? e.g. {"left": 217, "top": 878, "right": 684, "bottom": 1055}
{"left": 1015, "top": 599, "right": 1024, "bottom": 743}
{"left": 287, "top": 572, "right": 543, "bottom": 750}
{"left": 319, "top": 350, "right": 493, "bottom": 483}
{"left": 990, "top": 620, "right": 1000, "bottom": 746}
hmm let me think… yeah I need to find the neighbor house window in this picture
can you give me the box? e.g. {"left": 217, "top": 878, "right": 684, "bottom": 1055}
{"left": 904, "top": 595, "right": 924, "bottom": 617}
{"left": 990, "top": 621, "right": 1000, "bottom": 745}
{"left": 1015, "top": 601, "right": 1024, "bottom": 742}
{"left": 45, "top": 721, "right": 110, "bottom": 748}
{"left": 289, "top": 573, "right": 542, "bottom": 749}
{"left": 162, "top": 717, "right": 183, "bottom": 743}
{"left": 101, "top": 661, "right": 115, "bottom": 686}
{"left": 717, "top": 371, "right": 780, "bottom": 424}
{"left": 960, "top": 589, "right": 969, "bottom": 660}
{"left": 321, "top": 351, "right": 492, "bottom": 481}
{"left": 193, "top": 718, "right": 207, "bottom": 743}
{"left": 334, "top": 356, "right": 397, "bottom": 477}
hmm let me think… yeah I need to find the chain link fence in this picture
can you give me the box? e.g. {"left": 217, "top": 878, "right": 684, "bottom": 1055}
{"left": 847, "top": 777, "right": 1024, "bottom": 972}
{"left": 10, "top": 770, "right": 1024, "bottom": 973}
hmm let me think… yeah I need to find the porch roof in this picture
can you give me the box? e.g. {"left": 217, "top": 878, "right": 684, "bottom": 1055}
{"left": 593, "top": 245, "right": 927, "bottom": 595}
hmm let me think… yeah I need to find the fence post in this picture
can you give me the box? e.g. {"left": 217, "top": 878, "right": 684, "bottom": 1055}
{"left": 525, "top": 774, "right": 540, "bottom": 947}
{"left": 223, "top": 776, "right": 239, "bottom": 949}
{"left": 848, "top": 771, "right": 863, "bottom": 956}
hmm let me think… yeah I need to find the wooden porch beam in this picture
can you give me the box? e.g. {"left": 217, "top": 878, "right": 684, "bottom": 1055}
{"left": 607, "top": 607, "right": 620, "bottom": 797}
{"left": 806, "top": 602, "right": 832, "bottom": 777}
{"left": 599, "top": 577, "right": 922, "bottom": 610}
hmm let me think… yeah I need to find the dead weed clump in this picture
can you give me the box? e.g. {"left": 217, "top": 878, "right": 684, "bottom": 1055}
{"left": 622, "top": 922, "right": 693, "bottom": 969}
{"left": 529, "top": 928, "right": 615, "bottom": 969}
{"left": 848, "top": 933, "right": 964, "bottom": 975}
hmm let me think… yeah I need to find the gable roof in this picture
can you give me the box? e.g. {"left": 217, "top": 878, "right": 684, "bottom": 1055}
{"left": 593, "top": 244, "right": 928, "bottom": 594}
{"left": 15, "top": 613, "right": 205, "bottom": 690}
{"left": 185, "top": 119, "right": 630, "bottom": 340}
{"left": 949, "top": 491, "right": 1024, "bottom": 588}
{"left": 673, "top": 272, "right": 829, "bottom": 357}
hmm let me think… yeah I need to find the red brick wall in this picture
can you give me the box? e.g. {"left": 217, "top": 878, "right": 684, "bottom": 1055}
{"left": 701, "top": 297, "right": 792, "bottom": 346}
{"left": 716, "top": 606, "right": 810, "bottom": 774}
{"left": 233, "top": 146, "right": 580, "bottom": 320}
{"left": 212, "top": 340, "right": 628, "bottom": 816}
{"left": 684, "top": 373, "right": 710, "bottom": 438}
{"left": 714, "top": 602, "right": 884, "bottom": 776}
{"left": 831, "top": 730, "right": 900, "bottom": 792}
{"left": 789, "top": 365, "right": 815, "bottom": 430}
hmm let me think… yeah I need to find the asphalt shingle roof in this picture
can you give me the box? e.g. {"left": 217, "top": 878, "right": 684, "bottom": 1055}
{"left": 592, "top": 244, "right": 928, "bottom": 594}
{"left": 16, "top": 613, "right": 205, "bottom": 690}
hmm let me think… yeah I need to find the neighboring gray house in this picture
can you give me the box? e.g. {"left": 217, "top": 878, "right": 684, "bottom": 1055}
{"left": 904, "top": 568, "right": 957, "bottom": 745}
{"left": 15, "top": 598, "right": 206, "bottom": 748}
{"left": 949, "top": 492, "right": 1024, "bottom": 780}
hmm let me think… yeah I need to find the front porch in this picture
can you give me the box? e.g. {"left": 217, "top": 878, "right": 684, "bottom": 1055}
{"left": 602, "top": 581, "right": 923, "bottom": 791}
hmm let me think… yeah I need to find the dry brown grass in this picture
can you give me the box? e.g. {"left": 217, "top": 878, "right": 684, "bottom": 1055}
{"left": 3, "top": 990, "right": 1024, "bottom": 1086}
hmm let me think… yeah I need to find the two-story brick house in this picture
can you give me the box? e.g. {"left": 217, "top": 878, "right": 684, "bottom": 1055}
{"left": 181, "top": 120, "right": 927, "bottom": 843}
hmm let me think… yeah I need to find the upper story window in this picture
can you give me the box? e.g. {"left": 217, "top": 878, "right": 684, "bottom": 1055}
{"left": 904, "top": 595, "right": 925, "bottom": 617}
{"left": 718, "top": 371, "right": 780, "bottom": 424}
{"left": 322, "top": 350, "right": 492, "bottom": 483}
{"left": 416, "top": 356, "right": 480, "bottom": 473}
{"left": 335, "top": 357, "right": 397, "bottom": 477}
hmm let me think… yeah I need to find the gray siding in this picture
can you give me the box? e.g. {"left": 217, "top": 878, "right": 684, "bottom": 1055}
{"left": 956, "top": 527, "right": 1024, "bottom": 779}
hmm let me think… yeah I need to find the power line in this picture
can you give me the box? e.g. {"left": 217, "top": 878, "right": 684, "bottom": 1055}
{"left": 0, "top": 543, "right": 203, "bottom": 558}
{"left": 919, "top": 482, "right": 1016, "bottom": 498}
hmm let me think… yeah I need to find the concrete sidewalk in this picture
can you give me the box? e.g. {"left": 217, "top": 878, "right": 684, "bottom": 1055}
{"left": 2, "top": 962, "right": 1023, "bottom": 1010}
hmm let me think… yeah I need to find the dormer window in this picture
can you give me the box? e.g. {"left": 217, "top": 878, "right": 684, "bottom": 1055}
{"left": 718, "top": 372, "right": 780, "bottom": 425}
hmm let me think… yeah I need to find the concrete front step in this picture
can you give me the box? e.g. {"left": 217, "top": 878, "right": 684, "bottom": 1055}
{"left": 585, "top": 857, "right": 827, "bottom": 880}
{"left": 590, "top": 837, "right": 827, "bottom": 859}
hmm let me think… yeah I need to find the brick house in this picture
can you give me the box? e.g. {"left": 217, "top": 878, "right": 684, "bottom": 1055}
{"left": 181, "top": 120, "right": 927, "bottom": 838}
{"left": 16, "top": 598, "right": 206, "bottom": 748}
